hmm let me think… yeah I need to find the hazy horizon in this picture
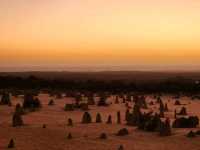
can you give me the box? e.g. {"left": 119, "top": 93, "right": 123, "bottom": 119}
{"left": 0, "top": 64, "right": 200, "bottom": 72}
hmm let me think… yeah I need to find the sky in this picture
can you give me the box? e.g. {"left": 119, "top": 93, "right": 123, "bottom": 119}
{"left": 1, "top": 0, "right": 200, "bottom": 71}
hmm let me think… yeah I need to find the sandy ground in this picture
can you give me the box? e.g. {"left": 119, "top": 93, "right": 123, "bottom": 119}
{"left": 1, "top": 94, "right": 200, "bottom": 150}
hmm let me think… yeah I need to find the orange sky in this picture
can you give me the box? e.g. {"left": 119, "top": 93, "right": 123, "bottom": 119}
{"left": 1, "top": 0, "right": 200, "bottom": 71}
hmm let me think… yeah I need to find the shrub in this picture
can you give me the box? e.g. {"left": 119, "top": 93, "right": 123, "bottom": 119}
{"left": 64, "top": 104, "right": 74, "bottom": 111}
{"left": 87, "top": 96, "right": 95, "bottom": 105}
{"left": 98, "top": 96, "right": 108, "bottom": 106}
{"left": 187, "top": 131, "right": 196, "bottom": 138}
{"left": 159, "top": 118, "right": 172, "bottom": 136}
{"left": 0, "top": 92, "right": 11, "bottom": 106}
{"left": 143, "top": 114, "right": 161, "bottom": 132}
{"left": 172, "top": 116, "right": 199, "bottom": 128}
{"left": 126, "top": 103, "right": 142, "bottom": 126}
{"left": 23, "top": 94, "right": 41, "bottom": 110}
{"left": 195, "top": 130, "right": 200, "bottom": 135}
{"left": 99, "top": 133, "right": 107, "bottom": 139}
{"left": 117, "top": 128, "right": 129, "bottom": 136}
{"left": 80, "top": 103, "right": 89, "bottom": 111}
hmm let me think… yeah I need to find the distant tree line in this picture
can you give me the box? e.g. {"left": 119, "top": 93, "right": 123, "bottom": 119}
{"left": 0, "top": 75, "right": 199, "bottom": 93}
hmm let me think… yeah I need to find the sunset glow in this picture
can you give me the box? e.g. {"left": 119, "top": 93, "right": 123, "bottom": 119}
{"left": 1, "top": 0, "right": 200, "bottom": 71}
